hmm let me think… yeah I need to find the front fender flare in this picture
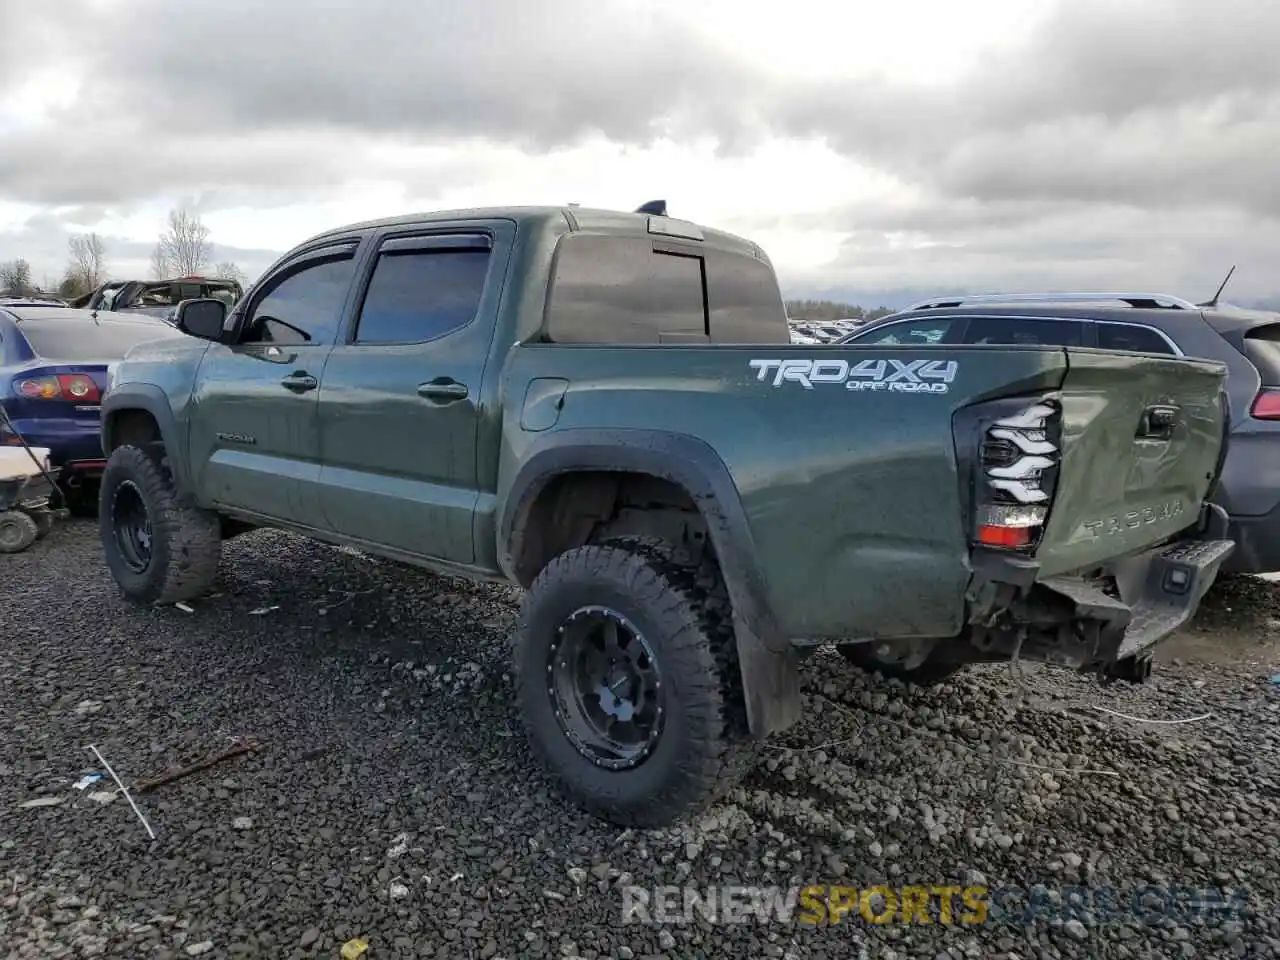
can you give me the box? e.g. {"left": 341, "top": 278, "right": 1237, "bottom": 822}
{"left": 101, "top": 384, "right": 192, "bottom": 496}
{"left": 499, "top": 428, "right": 800, "bottom": 738}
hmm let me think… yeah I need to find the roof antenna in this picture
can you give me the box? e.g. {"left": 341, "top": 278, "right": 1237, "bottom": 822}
{"left": 1199, "top": 264, "right": 1236, "bottom": 308}
{"left": 635, "top": 200, "right": 667, "bottom": 216}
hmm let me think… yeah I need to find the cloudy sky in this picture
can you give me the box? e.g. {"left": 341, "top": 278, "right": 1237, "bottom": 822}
{"left": 2, "top": 0, "right": 1277, "bottom": 306}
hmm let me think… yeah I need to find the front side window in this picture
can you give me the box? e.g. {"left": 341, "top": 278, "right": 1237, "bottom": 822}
{"left": 241, "top": 252, "right": 356, "bottom": 346}
{"left": 354, "top": 248, "right": 490, "bottom": 344}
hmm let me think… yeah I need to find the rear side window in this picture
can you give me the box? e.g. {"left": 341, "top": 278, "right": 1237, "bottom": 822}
{"left": 1096, "top": 322, "right": 1177, "bottom": 355}
{"left": 354, "top": 248, "right": 490, "bottom": 344}
{"left": 854, "top": 318, "right": 957, "bottom": 345}
{"left": 1243, "top": 324, "right": 1280, "bottom": 386}
{"left": 20, "top": 320, "right": 182, "bottom": 360}
{"left": 704, "top": 248, "right": 789, "bottom": 344}
{"left": 963, "top": 316, "right": 1084, "bottom": 347}
{"left": 546, "top": 235, "right": 707, "bottom": 344}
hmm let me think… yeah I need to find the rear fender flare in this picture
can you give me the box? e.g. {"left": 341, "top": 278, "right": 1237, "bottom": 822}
{"left": 499, "top": 428, "right": 800, "bottom": 738}
{"left": 101, "top": 385, "right": 191, "bottom": 496}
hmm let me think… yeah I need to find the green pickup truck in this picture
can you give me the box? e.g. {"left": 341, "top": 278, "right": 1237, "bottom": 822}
{"left": 98, "top": 203, "right": 1235, "bottom": 826}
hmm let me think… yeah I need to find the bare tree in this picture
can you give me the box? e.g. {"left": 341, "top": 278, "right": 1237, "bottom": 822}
{"left": 155, "top": 207, "right": 211, "bottom": 277}
{"left": 213, "top": 261, "right": 247, "bottom": 287}
{"left": 0, "top": 258, "right": 33, "bottom": 295}
{"left": 67, "top": 232, "right": 108, "bottom": 291}
{"left": 149, "top": 244, "right": 170, "bottom": 280}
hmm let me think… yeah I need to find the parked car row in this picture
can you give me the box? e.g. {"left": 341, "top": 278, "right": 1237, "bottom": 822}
{"left": 787, "top": 316, "right": 868, "bottom": 343}
{"left": 6, "top": 273, "right": 1277, "bottom": 578}
{"left": 839, "top": 292, "right": 1280, "bottom": 574}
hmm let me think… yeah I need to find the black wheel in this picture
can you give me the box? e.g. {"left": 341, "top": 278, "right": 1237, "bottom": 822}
{"left": 0, "top": 511, "right": 39, "bottom": 554}
{"left": 514, "top": 542, "right": 754, "bottom": 827}
{"left": 98, "top": 444, "right": 222, "bottom": 604}
{"left": 838, "top": 642, "right": 963, "bottom": 686}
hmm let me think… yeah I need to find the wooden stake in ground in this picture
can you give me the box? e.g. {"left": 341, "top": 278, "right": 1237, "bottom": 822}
{"left": 133, "top": 737, "right": 259, "bottom": 794}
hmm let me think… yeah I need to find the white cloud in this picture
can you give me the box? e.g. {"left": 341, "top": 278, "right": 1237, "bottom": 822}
{"left": 0, "top": 0, "right": 1277, "bottom": 307}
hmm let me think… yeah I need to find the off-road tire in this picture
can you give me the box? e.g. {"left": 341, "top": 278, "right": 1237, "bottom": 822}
{"left": 99, "top": 444, "right": 222, "bottom": 604}
{"left": 514, "top": 541, "right": 755, "bottom": 827}
{"left": 838, "top": 643, "right": 962, "bottom": 686}
{"left": 0, "top": 511, "right": 39, "bottom": 554}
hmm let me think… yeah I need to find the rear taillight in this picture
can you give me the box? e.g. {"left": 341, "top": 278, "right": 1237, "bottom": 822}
{"left": 1251, "top": 388, "right": 1280, "bottom": 420}
{"left": 963, "top": 396, "right": 1062, "bottom": 551}
{"left": 14, "top": 374, "right": 101, "bottom": 402}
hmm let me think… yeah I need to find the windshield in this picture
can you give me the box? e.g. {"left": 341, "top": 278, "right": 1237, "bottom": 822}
{"left": 99, "top": 285, "right": 124, "bottom": 310}
{"left": 20, "top": 319, "right": 184, "bottom": 361}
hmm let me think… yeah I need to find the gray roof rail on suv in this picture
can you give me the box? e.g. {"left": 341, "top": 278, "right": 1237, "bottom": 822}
{"left": 904, "top": 292, "right": 1200, "bottom": 311}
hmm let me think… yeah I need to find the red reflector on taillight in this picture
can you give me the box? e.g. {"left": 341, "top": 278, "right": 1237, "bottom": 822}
{"left": 1251, "top": 390, "right": 1280, "bottom": 420}
{"left": 58, "top": 374, "right": 100, "bottom": 402}
{"left": 977, "top": 524, "right": 1032, "bottom": 548}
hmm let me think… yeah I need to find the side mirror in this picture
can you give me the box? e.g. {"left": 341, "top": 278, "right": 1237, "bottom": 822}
{"left": 174, "top": 298, "right": 228, "bottom": 342}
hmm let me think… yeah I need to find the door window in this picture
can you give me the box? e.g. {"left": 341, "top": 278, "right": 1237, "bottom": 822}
{"left": 241, "top": 250, "right": 356, "bottom": 346}
{"left": 962, "top": 315, "right": 1085, "bottom": 346}
{"left": 353, "top": 247, "right": 491, "bottom": 344}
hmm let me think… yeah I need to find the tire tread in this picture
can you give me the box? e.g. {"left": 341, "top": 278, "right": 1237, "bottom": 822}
{"left": 99, "top": 444, "right": 221, "bottom": 604}
{"left": 515, "top": 538, "right": 755, "bottom": 828}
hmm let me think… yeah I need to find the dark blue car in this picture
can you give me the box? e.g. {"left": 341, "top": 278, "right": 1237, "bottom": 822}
{"left": 0, "top": 303, "right": 186, "bottom": 512}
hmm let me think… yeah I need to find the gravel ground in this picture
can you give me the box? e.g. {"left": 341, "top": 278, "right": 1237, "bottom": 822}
{"left": 2, "top": 522, "right": 1278, "bottom": 959}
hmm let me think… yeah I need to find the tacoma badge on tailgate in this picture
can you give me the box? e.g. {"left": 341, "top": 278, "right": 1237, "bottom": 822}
{"left": 1083, "top": 499, "right": 1186, "bottom": 538}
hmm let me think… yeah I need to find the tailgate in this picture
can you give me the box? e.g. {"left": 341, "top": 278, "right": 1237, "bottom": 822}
{"left": 1035, "top": 349, "right": 1228, "bottom": 577}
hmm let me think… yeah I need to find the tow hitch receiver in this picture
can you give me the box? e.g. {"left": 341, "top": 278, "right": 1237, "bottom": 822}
{"left": 1100, "top": 654, "right": 1153, "bottom": 685}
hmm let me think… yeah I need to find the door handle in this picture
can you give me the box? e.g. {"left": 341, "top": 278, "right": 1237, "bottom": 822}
{"left": 281, "top": 372, "right": 318, "bottom": 393}
{"left": 417, "top": 378, "right": 469, "bottom": 403}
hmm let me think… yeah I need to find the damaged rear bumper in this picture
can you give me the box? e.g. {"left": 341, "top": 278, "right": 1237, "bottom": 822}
{"left": 967, "top": 504, "right": 1235, "bottom": 674}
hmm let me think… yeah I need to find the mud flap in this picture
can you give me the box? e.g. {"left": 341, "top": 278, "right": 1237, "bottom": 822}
{"left": 733, "top": 619, "right": 802, "bottom": 739}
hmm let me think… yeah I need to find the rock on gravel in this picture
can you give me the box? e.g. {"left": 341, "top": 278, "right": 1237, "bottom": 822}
{"left": 0, "top": 524, "right": 1277, "bottom": 959}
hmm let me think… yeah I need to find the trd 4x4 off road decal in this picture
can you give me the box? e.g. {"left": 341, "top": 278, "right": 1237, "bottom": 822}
{"left": 748, "top": 358, "right": 958, "bottom": 394}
